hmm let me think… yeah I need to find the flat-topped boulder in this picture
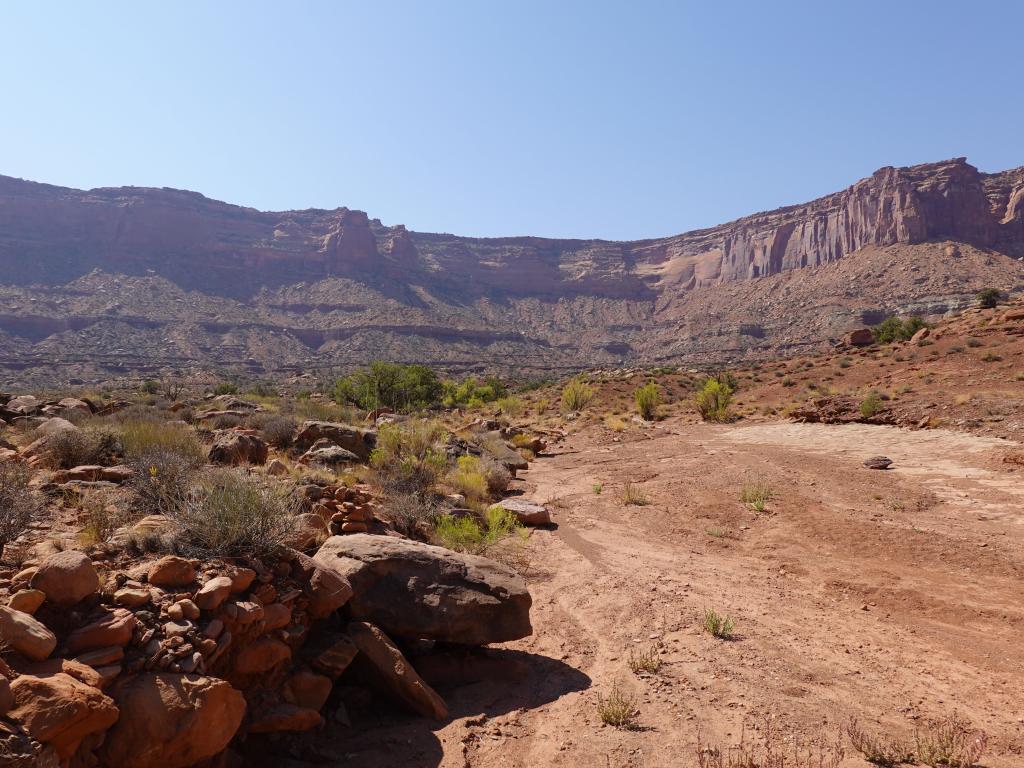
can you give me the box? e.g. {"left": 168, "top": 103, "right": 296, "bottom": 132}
{"left": 314, "top": 534, "right": 531, "bottom": 645}
{"left": 293, "top": 421, "right": 376, "bottom": 459}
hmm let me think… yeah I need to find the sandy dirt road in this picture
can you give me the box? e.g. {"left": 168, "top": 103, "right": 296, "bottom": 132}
{"left": 271, "top": 420, "right": 1024, "bottom": 767}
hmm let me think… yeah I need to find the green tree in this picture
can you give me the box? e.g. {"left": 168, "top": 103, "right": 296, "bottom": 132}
{"left": 695, "top": 377, "right": 733, "bottom": 422}
{"left": 333, "top": 362, "right": 443, "bottom": 412}
{"left": 634, "top": 380, "right": 661, "bottom": 420}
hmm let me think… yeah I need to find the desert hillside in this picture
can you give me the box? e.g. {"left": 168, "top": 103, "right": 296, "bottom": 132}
{"left": 1, "top": 158, "right": 1022, "bottom": 385}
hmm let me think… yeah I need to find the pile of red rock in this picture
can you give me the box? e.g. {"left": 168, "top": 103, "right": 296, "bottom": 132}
{"left": 305, "top": 483, "right": 378, "bottom": 536}
{"left": 0, "top": 529, "right": 531, "bottom": 767}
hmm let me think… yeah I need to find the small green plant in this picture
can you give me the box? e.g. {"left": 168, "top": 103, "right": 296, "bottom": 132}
{"left": 592, "top": 483, "right": 603, "bottom": 495}
{"left": 622, "top": 482, "right": 648, "bottom": 506}
{"left": 860, "top": 392, "right": 883, "bottom": 419}
{"left": 846, "top": 719, "right": 914, "bottom": 767}
{"left": 141, "top": 380, "right": 160, "bottom": 395}
{"left": 560, "top": 377, "right": 595, "bottom": 413}
{"left": 781, "top": 376, "right": 796, "bottom": 387}
{"left": 705, "top": 526, "right": 728, "bottom": 538}
{"left": 628, "top": 645, "right": 663, "bottom": 675}
{"left": 703, "top": 608, "right": 735, "bottom": 639}
{"left": 976, "top": 287, "right": 1002, "bottom": 309}
{"left": 496, "top": 396, "right": 525, "bottom": 417}
{"left": 696, "top": 377, "right": 733, "bottom": 422}
{"left": 915, "top": 712, "right": 987, "bottom": 768}
{"left": 596, "top": 683, "right": 638, "bottom": 728}
{"left": 740, "top": 480, "right": 774, "bottom": 512}
{"left": 447, "top": 455, "right": 489, "bottom": 501}
{"left": 432, "top": 506, "right": 524, "bottom": 555}
{"left": 634, "top": 380, "right": 661, "bottom": 421}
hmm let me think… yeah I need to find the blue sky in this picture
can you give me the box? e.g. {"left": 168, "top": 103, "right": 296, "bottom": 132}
{"left": 1, "top": 1, "right": 1020, "bottom": 240}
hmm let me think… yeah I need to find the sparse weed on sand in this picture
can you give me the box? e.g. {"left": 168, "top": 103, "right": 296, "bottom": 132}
{"left": 915, "top": 712, "right": 987, "bottom": 768}
{"left": 740, "top": 480, "right": 774, "bottom": 512}
{"left": 846, "top": 719, "right": 914, "bottom": 767}
{"left": 697, "top": 717, "right": 844, "bottom": 768}
{"left": 627, "top": 645, "right": 663, "bottom": 675}
{"left": 703, "top": 608, "right": 735, "bottom": 639}
{"left": 596, "top": 683, "right": 638, "bottom": 728}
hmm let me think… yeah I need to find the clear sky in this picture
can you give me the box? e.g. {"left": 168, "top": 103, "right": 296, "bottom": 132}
{"left": 1, "top": 1, "right": 1020, "bottom": 240}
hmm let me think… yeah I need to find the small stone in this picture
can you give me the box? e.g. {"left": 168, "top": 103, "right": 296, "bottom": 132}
{"left": 147, "top": 556, "right": 196, "bottom": 588}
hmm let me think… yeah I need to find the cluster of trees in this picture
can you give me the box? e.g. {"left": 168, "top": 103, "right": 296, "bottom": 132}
{"left": 331, "top": 362, "right": 510, "bottom": 412}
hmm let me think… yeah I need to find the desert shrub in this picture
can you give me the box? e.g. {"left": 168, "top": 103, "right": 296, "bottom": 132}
{"left": 371, "top": 420, "right": 448, "bottom": 497}
{"left": 385, "top": 491, "right": 442, "bottom": 536}
{"left": 872, "top": 316, "right": 927, "bottom": 344}
{"left": 213, "top": 381, "right": 239, "bottom": 396}
{"left": 0, "top": 463, "right": 44, "bottom": 553}
{"left": 604, "top": 414, "right": 627, "bottom": 432}
{"left": 129, "top": 446, "right": 204, "bottom": 516}
{"left": 42, "top": 425, "right": 120, "bottom": 469}
{"left": 593, "top": 483, "right": 602, "bottom": 495}
{"left": 915, "top": 712, "right": 987, "bottom": 768}
{"left": 120, "top": 419, "right": 205, "bottom": 461}
{"left": 596, "top": 683, "right": 638, "bottom": 728}
{"left": 560, "top": 377, "right": 594, "bottom": 413}
{"left": 976, "top": 287, "right": 1002, "bottom": 309}
{"left": 980, "top": 351, "right": 1002, "bottom": 362}
{"left": 696, "top": 378, "right": 733, "bottom": 422}
{"left": 167, "top": 468, "right": 294, "bottom": 558}
{"left": 740, "top": 480, "right": 774, "bottom": 512}
{"left": 846, "top": 720, "right": 914, "bottom": 767}
{"left": 697, "top": 717, "right": 844, "bottom": 768}
{"left": 628, "top": 645, "right": 663, "bottom": 675}
{"left": 860, "top": 392, "right": 883, "bottom": 418}
{"left": 141, "top": 380, "right": 160, "bottom": 395}
{"left": 257, "top": 414, "right": 297, "bottom": 449}
{"left": 248, "top": 381, "right": 277, "bottom": 398}
{"left": 79, "top": 489, "right": 131, "bottom": 545}
{"left": 634, "top": 380, "right": 661, "bottom": 420}
{"left": 703, "top": 608, "right": 735, "bottom": 639}
{"left": 622, "top": 482, "right": 648, "bottom": 506}
{"left": 965, "top": 337, "right": 983, "bottom": 348}
{"left": 442, "top": 376, "right": 508, "bottom": 408}
{"left": 838, "top": 357, "right": 852, "bottom": 369}
{"left": 333, "top": 361, "right": 443, "bottom": 412}
{"left": 495, "top": 396, "right": 525, "bottom": 417}
{"left": 447, "top": 455, "right": 489, "bottom": 501}
{"left": 432, "top": 506, "right": 523, "bottom": 555}
{"left": 210, "top": 413, "right": 243, "bottom": 430}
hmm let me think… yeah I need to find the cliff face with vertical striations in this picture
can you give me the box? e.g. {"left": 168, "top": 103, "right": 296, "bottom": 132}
{"left": 0, "top": 157, "right": 1022, "bottom": 384}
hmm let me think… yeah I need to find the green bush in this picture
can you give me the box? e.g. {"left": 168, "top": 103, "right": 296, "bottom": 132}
{"left": 702, "top": 608, "right": 735, "bottom": 639}
{"left": 634, "top": 380, "right": 661, "bottom": 420}
{"left": 860, "top": 392, "right": 883, "bottom": 418}
{"left": 872, "top": 316, "right": 926, "bottom": 344}
{"left": 432, "top": 506, "right": 523, "bottom": 555}
{"left": 560, "top": 377, "right": 594, "bottom": 413}
{"left": 976, "top": 288, "right": 1002, "bottom": 309}
{"left": 695, "top": 378, "right": 733, "bottom": 422}
{"left": 442, "top": 376, "right": 508, "bottom": 408}
{"left": 213, "top": 381, "right": 239, "bottom": 396}
{"left": 371, "top": 420, "right": 448, "bottom": 496}
{"left": 448, "top": 455, "right": 489, "bottom": 501}
{"left": 333, "top": 362, "right": 443, "bottom": 412}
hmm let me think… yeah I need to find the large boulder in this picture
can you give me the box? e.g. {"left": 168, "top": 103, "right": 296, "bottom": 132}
{"left": 8, "top": 673, "right": 119, "bottom": 759}
{"left": 99, "top": 673, "right": 246, "bottom": 768}
{"left": 208, "top": 432, "right": 268, "bottom": 466}
{"left": 314, "top": 534, "right": 532, "bottom": 645}
{"left": 0, "top": 605, "right": 57, "bottom": 661}
{"left": 495, "top": 498, "right": 551, "bottom": 526}
{"left": 477, "top": 431, "right": 528, "bottom": 472}
{"left": 293, "top": 421, "right": 376, "bottom": 459}
{"left": 30, "top": 551, "right": 99, "bottom": 608}
{"left": 348, "top": 621, "right": 448, "bottom": 720}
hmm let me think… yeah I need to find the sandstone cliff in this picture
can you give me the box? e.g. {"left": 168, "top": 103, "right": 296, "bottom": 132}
{"left": 0, "top": 158, "right": 1022, "bottom": 383}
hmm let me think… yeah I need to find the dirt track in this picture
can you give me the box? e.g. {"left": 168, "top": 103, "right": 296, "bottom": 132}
{"left": 280, "top": 419, "right": 1024, "bottom": 767}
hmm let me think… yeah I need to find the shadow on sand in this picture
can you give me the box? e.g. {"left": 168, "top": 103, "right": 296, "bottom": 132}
{"left": 242, "top": 647, "right": 590, "bottom": 767}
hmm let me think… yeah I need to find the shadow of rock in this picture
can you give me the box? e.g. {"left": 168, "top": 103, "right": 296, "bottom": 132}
{"left": 239, "top": 648, "right": 589, "bottom": 768}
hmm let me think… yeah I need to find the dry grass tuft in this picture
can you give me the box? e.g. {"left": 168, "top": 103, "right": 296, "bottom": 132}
{"left": 622, "top": 482, "right": 649, "bottom": 506}
{"left": 915, "top": 712, "right": 987, "bottom": 768}
{"left": 628, "top": 645, "right": 663, "bottom": 675}
{"left": 846, "top": 719, "right": 914, "bottom": 767}
{"left": 697, "top": 717, "right": 844, "bottom": 768}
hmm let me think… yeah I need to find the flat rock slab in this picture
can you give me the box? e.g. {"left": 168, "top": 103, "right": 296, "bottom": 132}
{"left": 314, "top": 534, "right": 532, "bottom": 645}
{"left": 496, "top": 499, "right": 551, "bottom": 526}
